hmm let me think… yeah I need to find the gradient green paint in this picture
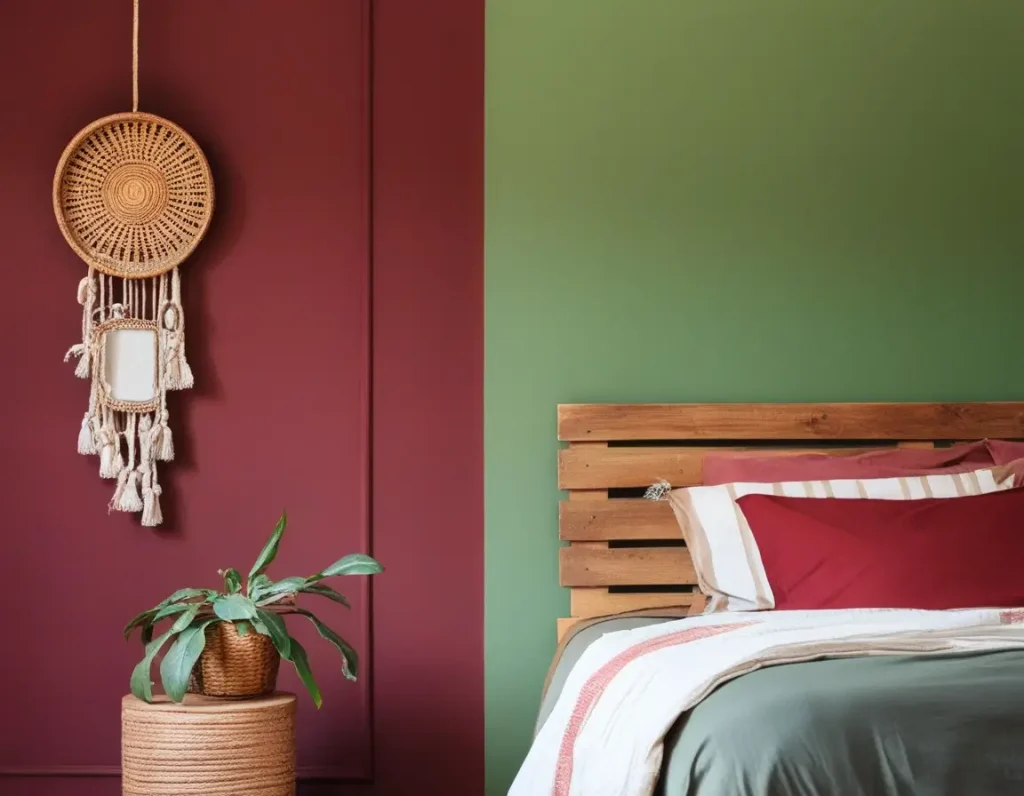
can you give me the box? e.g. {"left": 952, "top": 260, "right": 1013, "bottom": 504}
{"left": 485, "top": 1, "right": 1024, "bottom": 791}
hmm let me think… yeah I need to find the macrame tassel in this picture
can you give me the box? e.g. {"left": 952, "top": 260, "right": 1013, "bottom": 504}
{"left": 115, "top": 415, "right": 143, "bottom": 513}
{"left": 110, "top": 469, "right": 129, "bottom": 512}
{"left": 77, "top": 412, "right": 96, "bottom": 455}
{"left": 141, "top": 470, "right": 164, "bottom": 527}
{"left": 156, "top": 409, "right": 174, "bottom": 462}
{"left": 98, "top": 411, "right": 123, "bottom": 479}
{"left": 138, "top": 414, "right": 163, "bottom": 526}
{"left": 163, "top": 267, "right": 194, "bottom": 390}
{"left": 177, "top": 353, "right": 194, "bottom": 390}
{"left": 65, "top": 269, "right": 97, "bottom": 379}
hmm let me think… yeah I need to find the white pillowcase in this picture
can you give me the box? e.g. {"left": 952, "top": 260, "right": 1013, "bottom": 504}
{"left": 666, "top": 466, "right": 1017, "bottom": 613}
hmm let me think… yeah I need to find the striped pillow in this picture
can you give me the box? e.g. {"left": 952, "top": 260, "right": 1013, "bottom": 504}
{"left": 666, "top": 464, "right": 1021, "bottom": 613}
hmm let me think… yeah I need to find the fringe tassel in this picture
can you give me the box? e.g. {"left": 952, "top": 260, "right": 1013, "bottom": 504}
{"left": 177, "top": 354, "right": 194, "bottom": 390}
{"left": 110, "top": 469, "right": 129, "bottom": 512}
{"left": 163, "top": 268, "right": 194, "bottom": 390}
{"left": 118, "top": 470, "right": 143, "bottom": 513}
{"left": 64, "top": 344, "right": 92, "bottom": 379}
{"left": 115, "top": 415, "right": 143, "bottom": 513}
{"left": 156, "top": 410, "right": 174, "bottom": 461}
{"left": 77, "top": 412, "right": 96, "bottom": 455}
{"left": 66, "top": 270, "right": 96, "bottom": 379}
{"left": 138, "top": 415, "right": 163, "bottom": 526}
{"left": 99, "top": 411, "right": 124, "bottom": 479}
{"left": 141, "top": 471, "right": 163, "bottom": 527}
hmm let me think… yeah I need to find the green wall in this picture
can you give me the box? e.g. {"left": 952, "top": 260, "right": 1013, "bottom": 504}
{"left": 485, "top": 1, "right": 1024, "bottom": 791}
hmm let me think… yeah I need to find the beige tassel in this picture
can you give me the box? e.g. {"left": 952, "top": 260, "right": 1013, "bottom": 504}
{"left": 110, "top": 468, "right": 129, "bottom": 512}
{"left": 77, "top": 412, "right": 96, "bottom": 455}
{"left": 156, "top": 409, "right": 174, "bottom": 461}
{"left": 78, "top": 369, "right": 101, "bottom": 456}
{"left": 139, "top": 416, "right": 163, "bottom": 526}
{"left": 119, "top": 469, "right": 143, "bottom": 513}
{"left": 177, "top": 354, "right": 194, "bottom": 390}
{"left": 141, "top": 472, "right": 163, "bottom": 527}
{"left": 164, "top": 268, "right": 194, "bottom": 390}
{"left": 115, "top": 415, "right": 143, "bottom": 513}
{"left": 99, "top": 410, "right": 124, "bottom": 480}
{"left": 99, "top": 429, "right": 120, "bottom": 479}
{"left": 66, "top": 269, "right": 97, "bottom": 379}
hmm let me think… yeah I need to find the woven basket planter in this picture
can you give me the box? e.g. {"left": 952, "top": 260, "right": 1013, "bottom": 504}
{"left": 188, "top": 621, "right": 280, "bottom": 699}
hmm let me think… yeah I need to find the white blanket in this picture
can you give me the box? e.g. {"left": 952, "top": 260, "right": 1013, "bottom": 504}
{"left": 510, "top": 607, "right": 1024, "bottom": 796}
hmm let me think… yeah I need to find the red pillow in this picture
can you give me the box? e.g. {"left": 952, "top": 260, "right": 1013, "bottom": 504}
{"left": 703, "top": 439, "right": 1024, "bottom": 485}
{"left": 737, "top": 488, "right": 1024, "bottom": 611}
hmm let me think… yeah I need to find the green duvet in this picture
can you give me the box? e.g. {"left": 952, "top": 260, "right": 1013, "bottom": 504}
{"left": 539, "top": 616, "right": 1024, "bottom": 796}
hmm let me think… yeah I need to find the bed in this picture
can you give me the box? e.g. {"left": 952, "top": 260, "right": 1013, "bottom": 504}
{"left": 516, "top": 402, "right": 1024, "bottom": 796}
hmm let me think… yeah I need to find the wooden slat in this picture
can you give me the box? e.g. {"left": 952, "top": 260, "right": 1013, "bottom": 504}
{"left": 560, "top": 546, "right": 696, "bottom": 587}
{"left": 559, "top": 445, "right": 883, "bottom": 490}
{"left": 560, "top": 499, "right": 679, "bottom": 541}
{"left": 571, "top": 588, "right": 697, "bottom": 618}
{"left": 558, "top": 402, "right": 1024, "bottom": 442}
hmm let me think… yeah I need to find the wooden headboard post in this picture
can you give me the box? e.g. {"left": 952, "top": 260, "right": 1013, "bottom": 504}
{"left": 556, "top": 402, "right": 1024, "bottom": 640}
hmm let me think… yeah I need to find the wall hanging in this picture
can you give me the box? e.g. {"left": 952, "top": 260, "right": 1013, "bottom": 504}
{"left": 54, "top": 0, "right": 214, "bottom": 525}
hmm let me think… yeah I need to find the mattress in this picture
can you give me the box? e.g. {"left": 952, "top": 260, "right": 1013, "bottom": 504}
{"left": 537, "top": 614, "right": 1024, "bottom": 796}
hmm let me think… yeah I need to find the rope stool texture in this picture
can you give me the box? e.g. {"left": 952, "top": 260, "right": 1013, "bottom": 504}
{"left": 121, "top": 693, "right": 296, "bottom": 795}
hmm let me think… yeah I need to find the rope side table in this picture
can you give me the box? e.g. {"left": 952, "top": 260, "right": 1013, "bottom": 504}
{"left": 121, "top": 692, "right": 296, "bottom": 796}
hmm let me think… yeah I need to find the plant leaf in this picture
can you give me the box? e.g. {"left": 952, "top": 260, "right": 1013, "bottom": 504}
{"left": 253, "top": 608, "right": 292, "bottom": 660}
{"left": 152, "top": 602, "right": 201, "bottom": 623}
{"left": 299, "top": 583, "right": 351, "bottom": 608}
{"left": 156, "top": 588, "right": 215, "bottom": 609}
{"left": 284, "top": 637, "right": 322, "bottom": 708}
{"left": 248, "top": 512, "right": 287, "bottom": 583}
{"left": 222, "top": 568, "right": 242, "bottom": 594}
{"left": 128, "top": 604, "right": 201, "bottom": 703}
{"left": 123, "top": 609, "right": 158, "bottom": 640}
{"left": 290, "top": 607, "right": 359, "bottom": 681}
{"left": 124, "top": 594, "right": 211, "bottom": 643}
{"left": 254, "top": 576, "right": 306, "bottom": 605}
{"left": 212, "top": 594, "right": 257, "bottom": 622}
{"left": 248, "top": 573, "right": 273, "bottom": 601}
{"left": 159, "top": 618, "right": 215, "bottom": 703}
{"left": 312, "top": 553, "right": 383, "bottom": 581}
{"left": 235, "top": 620, "right": 252, "bottom": 637}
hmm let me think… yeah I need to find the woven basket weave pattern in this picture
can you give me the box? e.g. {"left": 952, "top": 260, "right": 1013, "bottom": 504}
{"left": 53, "top": 112, "right": 214, "bottom": 278}
{"left": 189, "top": 621, "right": 280, "bottom": 698}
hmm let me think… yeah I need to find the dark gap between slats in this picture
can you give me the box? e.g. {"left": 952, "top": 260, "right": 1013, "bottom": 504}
{"left": 609, "top": 585, "right": 696, "bottom": 594}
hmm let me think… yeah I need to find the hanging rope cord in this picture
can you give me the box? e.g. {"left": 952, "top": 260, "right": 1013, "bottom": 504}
{"left": 132, "top": 0, "right": 140, "bottom": 112}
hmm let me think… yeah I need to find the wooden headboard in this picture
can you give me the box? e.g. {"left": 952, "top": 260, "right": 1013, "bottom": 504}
{"left": 556, "top": 401, "right": 1024, "bottom": 640}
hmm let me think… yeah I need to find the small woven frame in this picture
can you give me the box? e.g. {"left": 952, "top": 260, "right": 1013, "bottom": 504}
{"left": 121, "top": 693, "right": 296, "bottom": 796}
{"left": 94, "top": 317, "right": 160, "bottom": 413}
{"left": 188, "top": 621, "right": 281, "bottom": 698}
{"left": 53, "top": 112, "right": 214, "bottom": 279}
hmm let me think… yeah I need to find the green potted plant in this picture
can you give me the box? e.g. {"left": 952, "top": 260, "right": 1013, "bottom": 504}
{"left": 124, "top": 512, "right": 382, "bottom": 707}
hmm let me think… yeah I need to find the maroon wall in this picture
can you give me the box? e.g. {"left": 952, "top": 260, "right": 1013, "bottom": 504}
{"left": 0, "top": 1, "right": 483, "bottom": 794}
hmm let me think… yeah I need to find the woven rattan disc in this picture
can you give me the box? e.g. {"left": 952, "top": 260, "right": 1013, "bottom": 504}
{"left": 53, "top": 112, "right": 214, "bottom": 279}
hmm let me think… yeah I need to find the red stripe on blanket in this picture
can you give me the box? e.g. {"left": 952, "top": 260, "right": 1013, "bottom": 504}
{"left": 553, "top": 622, "right": 754, "bottom": 796}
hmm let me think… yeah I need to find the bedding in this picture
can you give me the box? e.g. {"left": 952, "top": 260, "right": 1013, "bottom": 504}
{"left": 534, "top": 614, "right": 1024, "bottom": 796}
{"left": 665, "top": 463, "right": 1020, "bottom": 613}
{"left": 702, "top": 438, "right": 1024, "bottom": 485}
{"left": 512, "top": 608, "right": 1024, "bottom": 796}
{"left": 738, "top": 487, "right": 1024, "bottom": 610}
